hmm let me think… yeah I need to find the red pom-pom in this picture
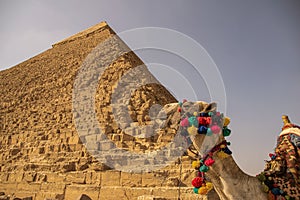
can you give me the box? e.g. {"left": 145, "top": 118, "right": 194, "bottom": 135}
{"left": 192, "top": 177, "right": 203, "bottom": 188}
{"left": 198, "top": 117, "right": 211, "bottom": 126}
{"left": 204, "top": 157, "right": 215, "bottom": 166}
{"left": 178, "top": 107, "right": 182, "bottom": 112}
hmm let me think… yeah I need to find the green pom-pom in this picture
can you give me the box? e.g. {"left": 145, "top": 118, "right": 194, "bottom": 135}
{"left": 200, "top": 165, "right": 209, "bottom": 172}
{"left": 206, "top": 128, "right": 213, "bottom": 136}
{"left": 188, "top": 116, "right": 198, "bottom": 127}
{"left": 178, "top": 102, "right": 183, "bottom": 106}
{"left": 256, "top": 172, "right": 266, "bottom": 182}
{"left": 223, "top": 127, "right": 231, "bottom": 137}
{"left": 208, "top": 112, "right": 213, "bottom": 116}
{"left": 193, "top": 187, "right": 199, "bottom": 194}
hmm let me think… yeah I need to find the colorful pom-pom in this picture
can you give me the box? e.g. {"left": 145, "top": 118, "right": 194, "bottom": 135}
{"left": 200, "top": 165, "right": 209, "bottom": 172}
{"left": 205, "top": 182, "right": 214, "bottom": 191}
{"left": 204, "top": 157, "right": 215, "bottom": 166}
{"left": 198, "top": 126, "right": 208, "bottom": 134}
{"left": 178, "top": 107, "right": 182, "bottom": 112}
{"left": 220, "top": 144, "right": 226, "bottom": 149}
{"left": 271, "top": 188, "right": 281, "bottom": 195}
{"left": 188, "top": 116, "right": 198, "bottom": 127}
{"left": 223, "top": 127, "right": 231, "bottom": 137}
{"left": 193, "top": 187, "right": 199, "bottom": 194}
{"left": 206, "top": 128, "right": 213, "bottom": 136}
{"left": 192, "top": 160, "right": 201, "bottom": 169}
{"left": 223, "top": 147, "right": 232, "bottom": 155}
{"left": 217, "top": 151, "right": 229, "bottom": 159}
{"left": 187, "top": 126, "right": 198, "bottom": 135}
{"left": 223, "top": 117, "right": 230, "bottom": 126}
{"left": 211, "top": 125, "right": 221, "bottom": 134}
{"left": 198, "top": 187, "right": 208, "bottom": 195}
{"left": 180, "top": 117, "right": 189, "bottom": 127}
{"left": 192, "top": 177, "right": 203, "bottom": 188}
{"left": 198, "top": 117, "right": 211, "bottom": 126}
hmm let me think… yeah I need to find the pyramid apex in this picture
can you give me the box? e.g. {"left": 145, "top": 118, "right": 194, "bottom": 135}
{"left": 52, "top": 21, "right": 112, "bottom": 47}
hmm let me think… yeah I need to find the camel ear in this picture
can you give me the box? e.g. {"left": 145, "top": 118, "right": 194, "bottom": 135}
{"left": 202, "top": 102, "right": 217, "bottom": 113}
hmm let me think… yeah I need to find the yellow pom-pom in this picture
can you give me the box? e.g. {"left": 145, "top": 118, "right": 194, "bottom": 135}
{"left": 187, "top": 126, "right": 198, "bottom": 135}
{"left": 205, "top": 182, "right": 214, "bottom": 191}
{"left": 193, "top": 112, "right": 198, "bottom": 116}
{"left": 198, "top": 186, "right": 208, "bottom": 195}
{"left": 192, "top": 160, "right": 201, "bottom": 169}
{"left": 220, "top": 144, "right": 226, "bottom": 149}
{"left": 223, "top": 117, "right": 230, "bottom": 126}
{"left": 217, "top": 151, "right": 229, "bottom": 159}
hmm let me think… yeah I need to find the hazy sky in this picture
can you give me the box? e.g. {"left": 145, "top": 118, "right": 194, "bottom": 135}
{"left": 1, "top": 0, "right": 300, "bottom": 175}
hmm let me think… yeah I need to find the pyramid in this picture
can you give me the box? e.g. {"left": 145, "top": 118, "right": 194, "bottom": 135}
{"left": 0, "top": 21, "right": 219, "bottom": 199}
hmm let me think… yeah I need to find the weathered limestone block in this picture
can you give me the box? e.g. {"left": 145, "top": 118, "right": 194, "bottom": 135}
{"left": 16, "top": 183, "right": 41, "bottom": 192}
{"left": 7, "top": 172, "right": 23, "bottom": 183}
{"left": 121, "top": 172, "right": 142, "bottom": 187}
{"left": 101, "top": 170, "right": 121, "bottom": 186}
{"left": 85, "top": 171, "right": 101, "bottom": 185}
{"left": 142, "top": 172, "right": 165, "bottom": 187}
{"left": 64, "top": 185, "right": 100, "bottom": 200}
{"left": 66, "top": 172, "right": 86, "bottom": 184}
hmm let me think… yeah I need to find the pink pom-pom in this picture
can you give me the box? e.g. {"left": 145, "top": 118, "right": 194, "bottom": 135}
{"left": 211, "top": 125, "right": 221, "bottom": 134}
{"left": 180, "top": 118, "right": 189, "bottom": 127}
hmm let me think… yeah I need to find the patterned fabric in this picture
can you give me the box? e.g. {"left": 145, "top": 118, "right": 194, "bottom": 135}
{"left": 263, "top": 133, "right": 300, "bottom": 199}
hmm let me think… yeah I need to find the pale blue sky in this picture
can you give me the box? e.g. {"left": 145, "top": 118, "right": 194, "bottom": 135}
{"left": 1, "top": 0, "right": 300, "bottom": 175}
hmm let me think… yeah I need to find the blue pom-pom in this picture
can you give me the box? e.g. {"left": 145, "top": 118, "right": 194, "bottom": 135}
{"left": 271, "top": 188, "right": 281, "bottom": 195}
{"left": 223, "top": 147, "right": 232, "bottom": 155}
{"left": 198, "top": 126, "right": 208, "bottom": 134}
{"left": 200, "top": 112, "right": 209, "bottom": 117}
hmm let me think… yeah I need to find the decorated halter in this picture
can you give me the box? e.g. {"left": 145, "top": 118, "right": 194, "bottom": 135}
{"left": 257, "top": 115, "right": 300, "bottom": 200}
{"left": 178, "top": 100, "right": 232, "bottom": 195}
